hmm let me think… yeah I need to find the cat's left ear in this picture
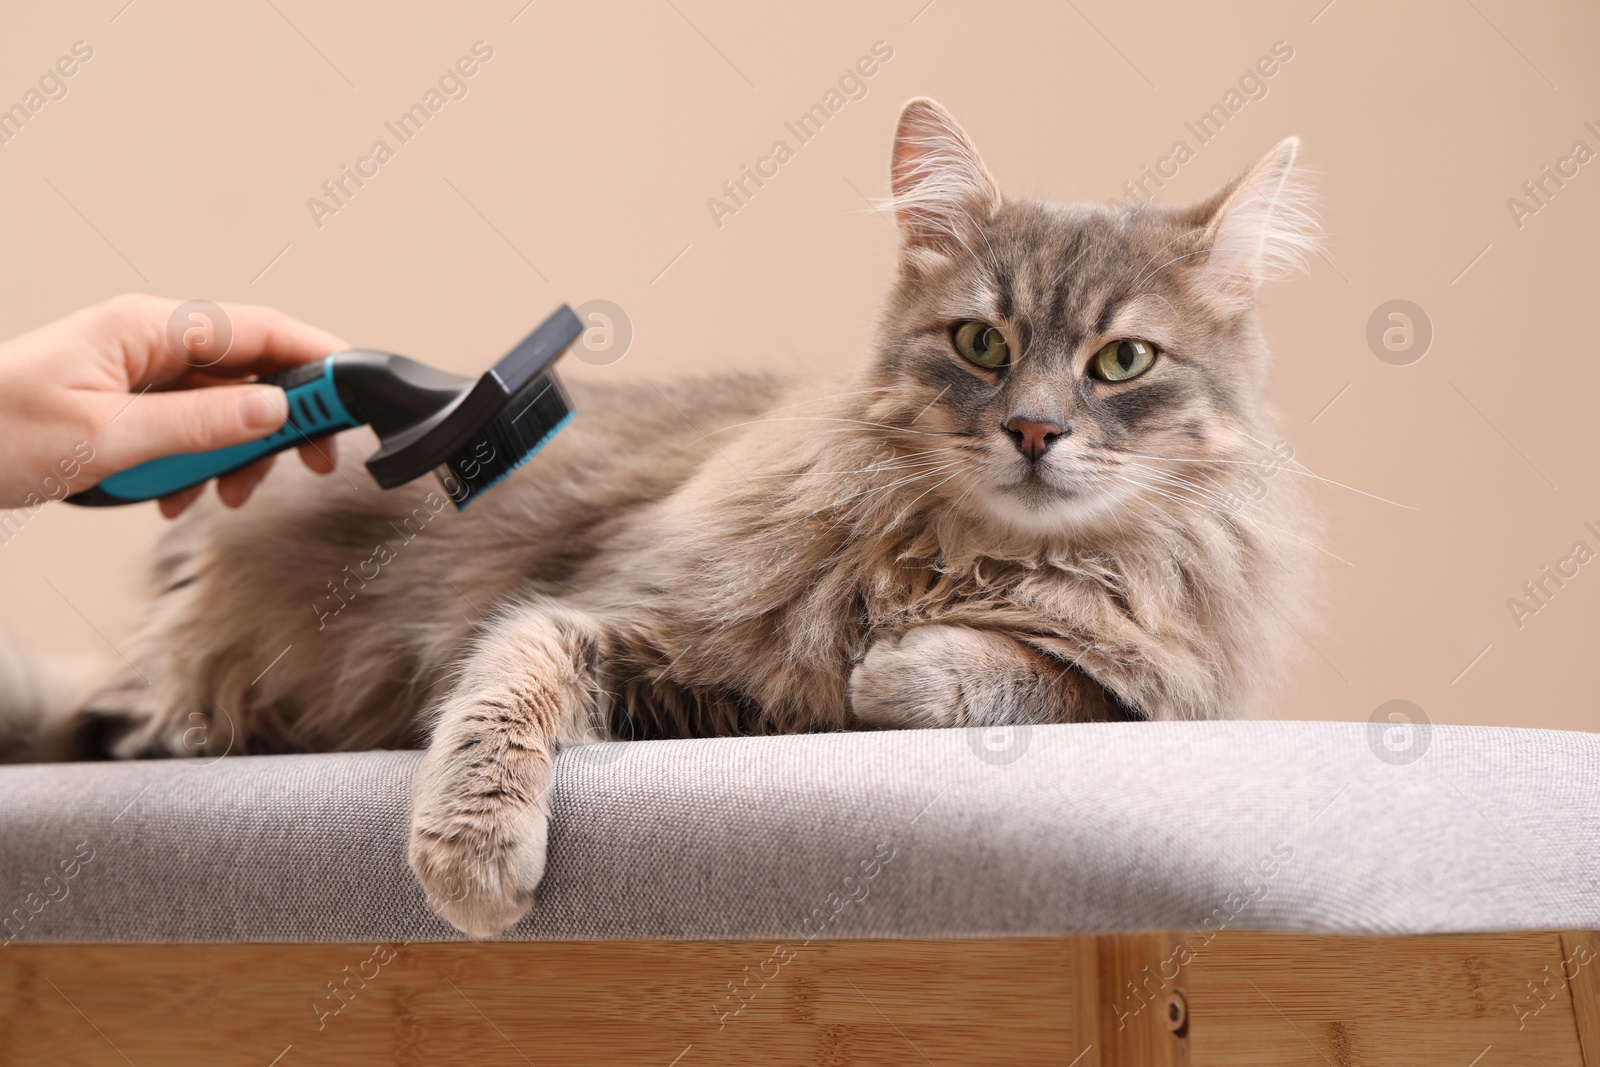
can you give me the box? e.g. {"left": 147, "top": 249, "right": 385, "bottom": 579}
{"left": 1198, "top": 137, "right": 1315, "bottom": 295}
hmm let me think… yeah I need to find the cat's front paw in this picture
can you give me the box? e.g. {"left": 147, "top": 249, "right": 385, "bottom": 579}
{"left": 849, "top": 624, "right": 980, "bottom": 728}
{"left": 408, "top": 748, "right": 551, "bottom": 939}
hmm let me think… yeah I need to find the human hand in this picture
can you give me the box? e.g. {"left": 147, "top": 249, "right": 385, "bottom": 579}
{"left": 0, "top": 294, "right": 348, "bottom": 518}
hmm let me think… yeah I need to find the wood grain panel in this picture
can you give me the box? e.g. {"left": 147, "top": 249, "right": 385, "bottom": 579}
{"left": 0, "top": 932, "right": 1589, "bottom": 1066}
{"left": 1183, "top": 932, "right": 1585, "bottom": 1067}
{"left": 0, "top": 938, "right": 1084, "bottom": 1067}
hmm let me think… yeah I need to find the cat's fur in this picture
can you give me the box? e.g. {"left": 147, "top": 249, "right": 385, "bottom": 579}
{"left": 7, "top": 99, "right": 1318, "bottom": 937}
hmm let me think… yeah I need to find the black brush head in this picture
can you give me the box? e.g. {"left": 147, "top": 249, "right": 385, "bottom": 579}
{"left": 362, "top": 305, "right": 583, "bottom": 506}
{"left": 433, "top": 370, "right": 575, "bottom": 508}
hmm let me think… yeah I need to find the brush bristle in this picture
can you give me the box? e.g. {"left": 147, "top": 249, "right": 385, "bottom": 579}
{"left": 434, "top": 371, "right": 575, "bottom": 509}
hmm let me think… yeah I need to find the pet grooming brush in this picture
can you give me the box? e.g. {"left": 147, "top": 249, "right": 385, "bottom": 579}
{"left": 66, "top": 305, "right": 583, "bottom": 510}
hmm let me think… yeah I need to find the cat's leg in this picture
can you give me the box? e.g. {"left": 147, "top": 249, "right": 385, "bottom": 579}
{"left": 848, "top": 624, "right": 1129, "bottom": 728}
{"left": 408, "top": 597, "right": 609, "bottom": 938}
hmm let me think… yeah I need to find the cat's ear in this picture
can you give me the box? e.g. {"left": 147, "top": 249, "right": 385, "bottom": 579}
{"left": 1198, "top": 137, "right": 1315, "bottom": 294}
{"left": 890, "top": 98, "right": 1002, "bottom": 253}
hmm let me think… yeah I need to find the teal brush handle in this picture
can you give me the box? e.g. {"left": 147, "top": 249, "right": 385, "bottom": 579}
{"left": 71, "top": 357, "right": 361, "bottom": 506}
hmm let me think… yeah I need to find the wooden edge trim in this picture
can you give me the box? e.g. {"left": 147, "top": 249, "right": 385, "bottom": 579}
{"left": 1563, "top": 930, "right": 1600, "bottom": 1067}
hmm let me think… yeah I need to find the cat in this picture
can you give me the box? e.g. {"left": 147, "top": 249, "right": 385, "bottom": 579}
{"left": 7, "top": 97, "right": 1319, "bottom": 937}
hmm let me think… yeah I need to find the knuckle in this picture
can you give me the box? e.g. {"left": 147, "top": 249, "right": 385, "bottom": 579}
{"left": 100, "top": 292, "right": 153, "bottom": 325}
{"left": 86, "top": 293, "right": 163, "bottom": 351}
{"left": 75, "top": 402, "right": 106, "bottom": 445}
{"left": 175, "top": 396, "right": 239, "bottom": 451}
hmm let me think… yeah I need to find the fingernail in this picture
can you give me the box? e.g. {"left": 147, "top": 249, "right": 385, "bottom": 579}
{"left": 239, "top": 385, "right": 288, "bottom": 432}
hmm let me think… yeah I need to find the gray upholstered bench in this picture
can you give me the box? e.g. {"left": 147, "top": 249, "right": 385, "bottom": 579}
{"left": 3, "top": 720, "right": 1597, "bottom": 1065}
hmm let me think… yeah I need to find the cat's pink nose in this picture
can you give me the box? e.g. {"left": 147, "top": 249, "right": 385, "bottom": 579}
{"left": 1004, "top": 417, "right": 1064, "bottom": 463}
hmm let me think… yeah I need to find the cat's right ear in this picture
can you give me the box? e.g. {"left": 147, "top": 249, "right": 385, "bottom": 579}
{"left": 890, "top": 98, "right": 1002, "bottom": 255}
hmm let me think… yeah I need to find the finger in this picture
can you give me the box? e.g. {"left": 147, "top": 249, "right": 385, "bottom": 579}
{"left": 107, "top": 295, "right": 349, "bottom": 388}
{"left": 216, "top": 454, "right": 277, "bottom": 508}
{"left": 196, "top": 299, "right": 350, "bottom": 374}
{"left": 158, "top": 484, "right": 205, "bottom": 519}
{"left": 99, "top": 383, "right": 289, "bottom": 472}
{"left": 297, "top": 437, "right": 336, "bottom": 474}
{"left": 169, "top": 368, "right": 265, "bottom": 389}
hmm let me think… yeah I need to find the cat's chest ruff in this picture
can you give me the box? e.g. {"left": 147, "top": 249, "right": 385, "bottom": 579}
{"left": 862, "top": 551, "right": 1122, "bottom": 631}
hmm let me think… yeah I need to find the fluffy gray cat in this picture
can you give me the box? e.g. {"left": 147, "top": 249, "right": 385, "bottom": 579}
{"left": 6, "top": 98, "right": 1318, "bottom": 937}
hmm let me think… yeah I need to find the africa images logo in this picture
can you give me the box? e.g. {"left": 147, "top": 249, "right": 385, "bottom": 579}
{"left": 1367, "top": 700, "right": 1431, "bottom": 766}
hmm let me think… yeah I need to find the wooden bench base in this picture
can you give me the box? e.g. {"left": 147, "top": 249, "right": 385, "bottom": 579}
{"left": 3, "top": 931, "right": 1596, "bottom": 1065}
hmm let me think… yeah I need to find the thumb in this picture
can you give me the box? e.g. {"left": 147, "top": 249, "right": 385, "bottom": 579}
{"left": 103, "top": 384, "right": 290, "bottom": 470}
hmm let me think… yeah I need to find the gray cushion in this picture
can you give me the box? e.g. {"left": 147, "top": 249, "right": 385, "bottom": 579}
{"left": 0, "top": 720, "right": 1595, "bottom": 943}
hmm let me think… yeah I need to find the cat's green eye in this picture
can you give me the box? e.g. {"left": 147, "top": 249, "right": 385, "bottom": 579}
{"left": 1091, "top": 338, "right": 1156, "bottom": 382}
{"left": 952, "top": 321, "right": 1010, "bottom": 369}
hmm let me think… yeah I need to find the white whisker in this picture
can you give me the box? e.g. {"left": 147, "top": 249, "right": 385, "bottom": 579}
{"left": 1232, "top": 429, "right": 1417, "bottom": 511}
{"left": 1121, "top": 465, "right": 1353, "bottom": 568}
{"left": 1107, "top": 445, "right": 1416, "bottom": 511}
{"left": 1128, "top": 226, "right": 1207, "bottom": 291}
{"left": 702, "top": 415, "right": 966, "bottom": 440}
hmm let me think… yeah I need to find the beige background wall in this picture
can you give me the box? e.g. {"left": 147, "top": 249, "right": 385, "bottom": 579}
{"left": 0, "top": 0, "right": 1594, "bottom": 734}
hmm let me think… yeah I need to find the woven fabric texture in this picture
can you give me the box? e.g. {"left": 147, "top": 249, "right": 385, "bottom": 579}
{"left": 0, "top": 720, "right": 1594, "bottom": 943}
